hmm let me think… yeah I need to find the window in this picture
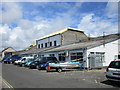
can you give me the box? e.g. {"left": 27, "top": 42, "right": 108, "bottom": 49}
{"left": 41, "top": 43, "right": 43, "bottom": 48}
{"left": 38, "top": 44, "right": 40, "bottom": 49}
{"left": 45, "top": 43, "right": 47, "bottom": 47}
{"left": 50, "top": 42, "right": 52, "bottom": 47}
{"left": 109, "top": 61, "right": 120, "bottom": 69}
{"left": 54, "top": 41, "right": 57, "bottom": 46}
{"left": 70, "top": 52, "right": 83, "bottom": 61}
{"left": 49, "top": 54, "right": 55, "bottom": 57}
{"left": 58, "top": 53, "right": 66, "bottom": 61}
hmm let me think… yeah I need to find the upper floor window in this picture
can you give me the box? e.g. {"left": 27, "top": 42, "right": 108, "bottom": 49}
{"left": 50, "top": 42, "right": 52, "bottom": 47}
{"left": 41, "top": 43, "right": 43, "bottom": 48}
{"left": 45, "top": 43, "right": 47, "bottom": 48}
{"left": 54, "top": 41, "right": 57, "bottom": 46}
{"left": 38, "top": 44, "right": 40, "bottom": 49}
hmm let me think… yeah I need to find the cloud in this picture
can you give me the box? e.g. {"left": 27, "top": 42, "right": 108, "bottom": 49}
{"left": 0, "top": 2, "right": 22, "bottom": 24}
{"left": 0, "top": 13, "right": 74, "bottom": 51}
{"left": 0, "top": 2, "right": 118, "bottom": 52}
{"left": 105, "top": 2, "right": 118, "bottom": 18}
{"left": 77, "top": 13, "right": 118, "bottom": 37}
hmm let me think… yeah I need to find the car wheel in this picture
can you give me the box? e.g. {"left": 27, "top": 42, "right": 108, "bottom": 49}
{"left": 29, "top": 66, "right": 31, "bottom": 69}
{"left": 57, "top": 68, "right": 62, "bottom": 73}
{"left": 22, "top": 64, "right": 25, "bottom": 67}
{"left": 36, "top": 65, "right": 39, "bottom": 69}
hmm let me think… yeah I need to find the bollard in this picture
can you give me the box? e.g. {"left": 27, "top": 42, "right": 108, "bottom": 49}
{"left": 47, "top": 65, "right": 51, "bottom": 71}
{"left": 2, "top": 61, "right": 4, "bottom": 64}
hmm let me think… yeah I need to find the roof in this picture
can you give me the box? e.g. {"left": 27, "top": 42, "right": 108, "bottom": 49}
{"left": 1, "top": 47, "right": 16, "bottom": 53}
{"left": 43, "top": 33, "right": 120, "bottom": 52}
{"left": 14, "top": 33, "right": 120, "bottom": 55}
{"left": 37, "top": 27, "right": 84, "bottom": 41}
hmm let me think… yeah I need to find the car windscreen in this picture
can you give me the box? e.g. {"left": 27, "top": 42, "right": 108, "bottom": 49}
{"left": 34, "top": 58, "right": 41, "bottom": 61}
{"left": 109, "top": 61, "right": 120, "bottom": 69}
{"left": 39, "top": 57, "right": 47, "bottom": 62}
{"left": 27, "top": 58, "right": 34, "bottom": 61}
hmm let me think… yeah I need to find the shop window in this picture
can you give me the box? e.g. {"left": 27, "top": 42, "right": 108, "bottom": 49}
{"left": 58, "top": 53, "right": 66, "bottom": 61}
{"left": 49, "top": 54, "right": 55, "bottom": 57}
{"left": 70, "top": 52, "right": 83, "bottom": 61}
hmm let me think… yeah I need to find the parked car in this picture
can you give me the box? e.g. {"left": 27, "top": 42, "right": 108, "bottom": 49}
{"left": 3, "top": 57, "right": 12, "bottom": 64}
{"left": 1, "top": 57, "right": 7, "bottom": 63}
{"left": 10, "top": 55, "right": 21, "bottom": 64}
{"left": 29, "top": 58, "right": 41, "bottom": 69}
{"left": 14, "top": 58, "right": 23, "bottom": 65}
{"left": 19, "top": 58, "right": 34, "bottom": 67}
{"left": 18, "top": 57, "right": 34, "bottom": 67}
{"left": 29, "top": 57, "right": 58, "bottom": 69}
{"left": 106, "top": 60, "right": 120, "bottom": 82}
{"left": 38, "top": 59, "right": 58, "bottom": 70}
{"left": 24, "top": 60, "right": 35, "bottom": 67}
{"left": 14, "top": 57, "right": 33, "bottom": 65}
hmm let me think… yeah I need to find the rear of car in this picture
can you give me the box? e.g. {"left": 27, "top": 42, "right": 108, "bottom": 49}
{"left": 29, "top": 57, "right": 58, "bottom": 69}
{"left": 38, "top": 57, "right": 58, "bottom": 70}
{"left": 3, "top": 57, "right": 12, "bottom": 64}
{"left": 106, "top": 60, "right": 120, "bottom": 82}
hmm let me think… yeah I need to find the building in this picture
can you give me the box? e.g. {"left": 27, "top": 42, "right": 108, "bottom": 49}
{"left": 1, "top": 47, "right": 16, "bottom": 59}
{"left": 14, "top": 27, "right": 120, "bottom": 69}
{"left": 38, "top": 33, "right": 120, "bottom": 69}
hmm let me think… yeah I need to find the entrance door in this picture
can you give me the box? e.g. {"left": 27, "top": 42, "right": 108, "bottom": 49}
{"left": 89, "top": 52, "right": 104, "bottom": 69}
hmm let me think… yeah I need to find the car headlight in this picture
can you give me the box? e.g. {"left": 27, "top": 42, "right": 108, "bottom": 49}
{"left": 41, "top": 65, "right": 43, "bottom": 67}
{"left": 31, "top": 63, "right": 35, "bottom": 65}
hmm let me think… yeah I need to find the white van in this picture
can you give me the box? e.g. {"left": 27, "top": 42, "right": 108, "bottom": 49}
{"left": 14, "top": 57, "right": 34, "bottom": 65}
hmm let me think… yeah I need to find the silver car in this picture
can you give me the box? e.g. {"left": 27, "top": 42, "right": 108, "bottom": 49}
{"left": 106, "top": 60, "right": 120, "bottom": 82}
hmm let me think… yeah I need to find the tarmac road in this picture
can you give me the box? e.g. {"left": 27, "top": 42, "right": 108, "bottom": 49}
{"left": 2, "top": 64, "right": 120, "bottom": 88}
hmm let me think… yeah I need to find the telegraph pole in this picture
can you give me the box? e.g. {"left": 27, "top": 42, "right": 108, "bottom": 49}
{"left": 103, "top": 32, "right": 105, "bottom": 47}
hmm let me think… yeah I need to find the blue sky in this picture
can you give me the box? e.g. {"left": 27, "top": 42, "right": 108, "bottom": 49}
{"left": 0, "top": 1, "right": 118, "bottom": 51}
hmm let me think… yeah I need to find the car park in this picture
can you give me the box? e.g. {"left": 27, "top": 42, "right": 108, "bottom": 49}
{"left": 106, "top": 60, "right": 120, "bottom": 82}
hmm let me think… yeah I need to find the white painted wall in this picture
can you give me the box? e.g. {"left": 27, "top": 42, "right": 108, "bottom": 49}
{"left": 37, "top": 34, "right": 61, "bottom": 49}
{"left": 87, "top": 39, "right": 119, "bottom": 68}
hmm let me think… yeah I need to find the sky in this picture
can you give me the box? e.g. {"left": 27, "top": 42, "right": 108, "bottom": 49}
{"left": 0, "top": 1, "right": 119, "bottom": 51}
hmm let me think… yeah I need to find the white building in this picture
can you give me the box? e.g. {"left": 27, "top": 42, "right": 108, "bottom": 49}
{"left": 40, "top": 33, "right": 120, "bottom": 69}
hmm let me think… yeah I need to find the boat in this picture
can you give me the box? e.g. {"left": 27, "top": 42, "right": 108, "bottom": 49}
{"left": 47, "top": 60, "right": 83, "bottom": 72}
{"left": 49, "top": 61, "right": 81, "bottom": 68}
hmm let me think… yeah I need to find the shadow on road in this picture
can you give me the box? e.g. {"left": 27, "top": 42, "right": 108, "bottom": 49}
{"left": 101, "top": 80, "right": 120, "bottom": 88}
